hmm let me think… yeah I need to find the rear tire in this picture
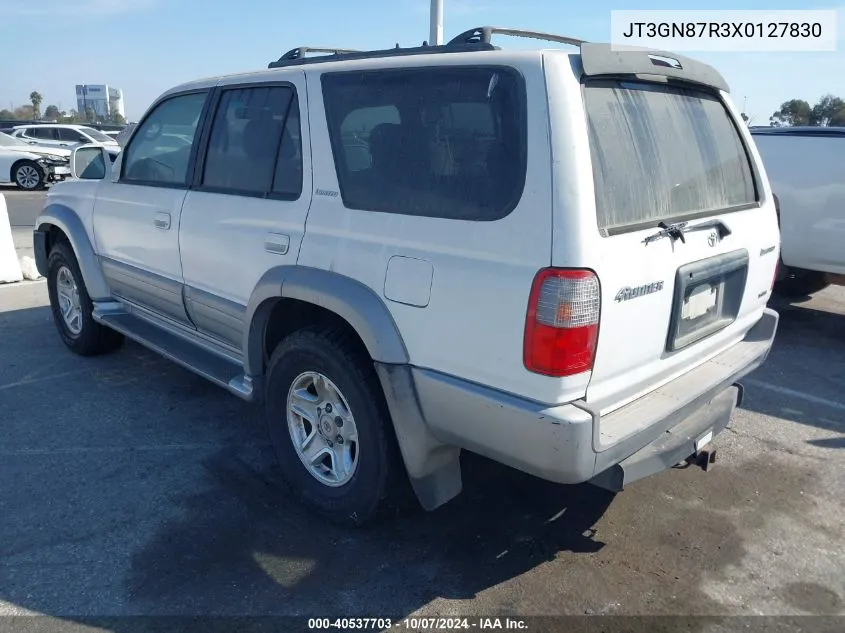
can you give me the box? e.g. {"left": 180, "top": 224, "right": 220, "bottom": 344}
{"left": 46, "top": 241, "right": 124, "bottom": 356}
{"left": 773, "top": 269, "right": 830, "bottom": 298}
{"left": 264, "top": 326, "right": 400, "bottom": 526}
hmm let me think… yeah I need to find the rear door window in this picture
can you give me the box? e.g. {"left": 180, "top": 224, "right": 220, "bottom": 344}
{"left": 201, "top": 85, "right": 297, "bottom": 196}
{"left": 27, "top": 127, "right": 57, "bottom": 140}
{"left": 584, "top": 80, "right": 757, "bottom": 235}
{"left": 322, "top": 67, "right": 526, "bottom": 221}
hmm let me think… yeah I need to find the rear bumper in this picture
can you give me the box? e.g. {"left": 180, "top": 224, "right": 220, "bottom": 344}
{"left": 404, "top": 308, "right": 778, "bottom": 488}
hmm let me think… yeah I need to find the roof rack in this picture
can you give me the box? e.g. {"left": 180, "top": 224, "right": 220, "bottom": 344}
{"left": 446, "top": 26, "right": 587, "bottom": 48}
{"left": 269, "top": 46, "right": 361, "bottom": 68}
{"left": 264, "top": 27, "right": 727, "bottom": 93}
{"left": 267, "top": 39, "right": 494, "bottom": 69}
{"left": 266, "top": 26, "right": 586, "bottom": 69}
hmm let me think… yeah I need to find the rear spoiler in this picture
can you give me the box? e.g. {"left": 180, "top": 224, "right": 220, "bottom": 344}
{"left": 579, "top": 43, "right": 730, "bottom": 93}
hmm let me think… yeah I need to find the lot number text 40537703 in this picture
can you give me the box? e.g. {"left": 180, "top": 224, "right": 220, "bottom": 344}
{"left": 307, "top": 617, "right": 528, "bottom": 630}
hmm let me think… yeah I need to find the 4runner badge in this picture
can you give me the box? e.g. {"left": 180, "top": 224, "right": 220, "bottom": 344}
{"left": 615, "top": 281, "right": 665, "bottom": 302}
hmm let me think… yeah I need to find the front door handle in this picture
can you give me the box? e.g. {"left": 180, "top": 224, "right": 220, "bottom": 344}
{"left": 153, "top": 212, "right": 171, "bottom": 230}
{"left": 264, "top": 233, "right": 290, "bottom": 255}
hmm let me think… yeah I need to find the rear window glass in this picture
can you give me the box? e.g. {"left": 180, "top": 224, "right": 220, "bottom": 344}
{"left": 80, "top": 127, "right": 116, "bottom": 143}
{"left": 584, "top": 80, "right": 757, "bottom": 235}
{"left": 322, "top": 67, "right": 526, "bottom": 221}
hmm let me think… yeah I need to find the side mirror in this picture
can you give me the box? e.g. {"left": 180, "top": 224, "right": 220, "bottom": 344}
{"left": 70, "top": 144, "right": 109, "bottom": 180}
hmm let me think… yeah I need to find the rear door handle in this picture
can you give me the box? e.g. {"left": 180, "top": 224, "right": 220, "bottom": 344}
{"left": 153, "top": 212, "right": 171, "bottom": 230}
{"left": 264, "top": 233, "right": 290, "bottom": 255}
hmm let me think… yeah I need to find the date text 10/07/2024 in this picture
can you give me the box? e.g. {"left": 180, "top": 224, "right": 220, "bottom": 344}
{"left": 307, "top": 617, "right": 529, "bottom": 630}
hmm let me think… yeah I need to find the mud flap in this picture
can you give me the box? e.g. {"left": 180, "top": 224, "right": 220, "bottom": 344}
{"left": 374, "top": 362, "right": 463, "bottom": 510}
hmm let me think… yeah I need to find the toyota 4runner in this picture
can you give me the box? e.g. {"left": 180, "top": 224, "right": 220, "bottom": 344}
{"left": 34, "top": 27, "right": 780, "bottom": 525}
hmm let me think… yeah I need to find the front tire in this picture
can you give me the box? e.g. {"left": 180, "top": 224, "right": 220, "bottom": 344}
{"left": 13, "top": 161, "right": 45, "bottom": 190}
{"left": 265, "top": 327, "right": 399, "bottom": 526}
{"left": 46, "top": 241, "right": 124, "bottom": 356}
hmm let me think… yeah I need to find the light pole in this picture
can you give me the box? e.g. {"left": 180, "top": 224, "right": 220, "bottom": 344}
{"left": 81, "top": 84, "right": 88, "bottom": 121}
{"left": 430, "top": 0, "right": 443, "bottom": 45}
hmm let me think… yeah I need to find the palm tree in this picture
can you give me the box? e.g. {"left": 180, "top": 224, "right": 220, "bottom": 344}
{"left": 29, "top": 91, "right": 43, "bottom": 120}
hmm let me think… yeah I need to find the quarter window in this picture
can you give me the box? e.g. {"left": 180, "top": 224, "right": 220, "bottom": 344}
{"left": 202, "top": 85, "right": 302, "bottom": 198}
{"left": 122, "top": 92, "right": 207, "bottom": 185}
{"left": 57, "top": 128, "right": 88, "bottom": 143}
{"left": 322, "top": 67, "right": 526, "bottom": 221}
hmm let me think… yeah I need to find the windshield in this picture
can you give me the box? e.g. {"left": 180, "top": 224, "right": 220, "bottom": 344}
{"left": 80, "top": 127, "right": 117, "bottom": 143}
{"left": 0, "top": 132, "right": 30, "bottom": 147}
{"left": 584, "top": 80, "right": 758, "bottom": 234}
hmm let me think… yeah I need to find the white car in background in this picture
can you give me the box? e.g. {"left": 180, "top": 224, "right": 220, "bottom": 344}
{"left": 0, "top": 131, "right": 71, "bottom": 160}
{"left": 9, "top": 123, "right": 119, "bottom": 149}
{"left": 0, "top": 132, "right": 71, "bottom": 189}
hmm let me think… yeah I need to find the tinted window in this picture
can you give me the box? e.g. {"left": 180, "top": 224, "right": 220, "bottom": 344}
{"left": 322, "top": 67, "right": 526, "bottom": 221}
{"left": 202, "top": 85, "right": 299, "bottom": 196}
{"left": 584, "top": 80, "right": 757, "bottom": 234}
{"left": 57, "top": 128, "right": 87, "bottom": 143}
{"left": 28, "top": 127, "right": 57, "bottom": 140}
{"left": 122, "top": 92, "right": 207, "bottom": 185}
{"left": 339, "top": 106, "right": 399, "bottom": 172}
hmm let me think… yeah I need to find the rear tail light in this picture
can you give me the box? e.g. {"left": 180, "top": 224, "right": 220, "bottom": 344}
{"left": 523, "top": 268, "right": 601, "bottom": 377}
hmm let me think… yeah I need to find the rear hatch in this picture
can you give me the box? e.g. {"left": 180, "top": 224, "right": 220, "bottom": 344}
{"left": 576, "top": 78, "right": 778, "bottom": 415}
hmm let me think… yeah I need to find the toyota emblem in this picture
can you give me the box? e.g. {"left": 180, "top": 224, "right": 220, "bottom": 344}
{"left": 707, "top": 231, "right": 718, "bottom": 247}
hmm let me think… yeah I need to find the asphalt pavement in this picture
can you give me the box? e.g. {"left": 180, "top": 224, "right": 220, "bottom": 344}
{"left": 1, "top": 189, "right": 844, "bottom": 629}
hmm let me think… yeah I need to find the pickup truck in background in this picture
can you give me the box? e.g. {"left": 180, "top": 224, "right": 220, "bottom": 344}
{"left": 751, "top": 126, "right": 845, "bottom": 297}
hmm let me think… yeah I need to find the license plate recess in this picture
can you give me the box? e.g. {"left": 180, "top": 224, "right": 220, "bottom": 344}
{"left": 666, "top": 250, "right": 749, "bottom": 352}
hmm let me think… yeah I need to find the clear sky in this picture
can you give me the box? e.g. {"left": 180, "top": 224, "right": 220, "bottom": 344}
{"left": 1, "top": 0, "right": 843, "bottom": 124}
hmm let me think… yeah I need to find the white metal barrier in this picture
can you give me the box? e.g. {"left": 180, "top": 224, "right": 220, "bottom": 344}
{"left": 0, "top": 193, "right": 24, "bottom": 284}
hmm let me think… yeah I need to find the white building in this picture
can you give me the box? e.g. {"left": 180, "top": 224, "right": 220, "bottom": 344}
{"left": 75, "top": 84, "right": 125, "bottom": 119}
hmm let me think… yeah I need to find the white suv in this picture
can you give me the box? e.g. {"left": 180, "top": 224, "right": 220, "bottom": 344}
{"left": 33, "top": 28, "right": 780, "bottom": 525}
{"left": 11, "top": 124, "right": 120, "bottom": 150}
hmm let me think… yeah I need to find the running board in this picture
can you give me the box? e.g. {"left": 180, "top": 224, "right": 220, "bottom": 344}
{"left": 92, "top": 306, "right": 257, "bottom": 402}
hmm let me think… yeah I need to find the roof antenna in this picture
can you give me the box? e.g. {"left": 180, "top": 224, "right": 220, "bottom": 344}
{"left": 395, "top": 43, "right": 400, "bottom": 48}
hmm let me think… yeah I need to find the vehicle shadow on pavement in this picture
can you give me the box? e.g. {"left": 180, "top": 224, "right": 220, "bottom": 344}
{"left": 123, "top": 445, "right": 615, "bottom": 616}
{"left": 119, "top": 443, "right": 844, "bottom": 624}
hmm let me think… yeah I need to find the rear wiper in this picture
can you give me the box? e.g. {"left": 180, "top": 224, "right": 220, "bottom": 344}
{"left": 643, "top": 221, "right": 688, "bottom": 245}
{"left": 643, "top": 219, "right": 732, "bottom": 245}
{"left": 687, "top": 218, "right": 733, "bottom": 239}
